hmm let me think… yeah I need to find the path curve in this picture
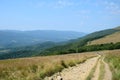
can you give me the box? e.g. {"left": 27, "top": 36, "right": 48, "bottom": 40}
{"left": 44, "top": 56, "right": 100, "bottom": 80}
{"left": 44, "top": 54, "right": 112, "bottom": 80}
{"left": 91, "top": 59, "right": 100, "bottom": 80}
{"left": 102, "top": 57, "right": 112, "bottom": 80}
{"left": 91, "top": 55, "right": 112, "bottom": 80}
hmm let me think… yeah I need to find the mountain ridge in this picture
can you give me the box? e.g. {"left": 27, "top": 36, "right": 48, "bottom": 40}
{"left": 0, "top": 30, "right": 85, "bottom": 48}
{"left": 0, "top": 26, "right": 120, "bottom": 59}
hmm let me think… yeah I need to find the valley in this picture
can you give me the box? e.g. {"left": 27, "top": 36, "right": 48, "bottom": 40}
{"left": 0, "top": 26, "right": 120, "bottom": 80}
{"left": 0, "top": 0, "right": 120, "bottom": 79}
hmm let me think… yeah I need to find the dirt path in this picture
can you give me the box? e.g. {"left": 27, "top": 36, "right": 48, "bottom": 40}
{"left": 91, "top": 56, "right": 112, "bottom": 80}
{"left": 91, "top": 59, "right": 100, "bottom": 80}
{"left": 102, "top": 58, "right": 112, "bottom": 80}
{"left": 44, "top": 54, "right": 112, "bottom": 80}
{"left": 44, "top": 56, "right": 99, "bottom": 80}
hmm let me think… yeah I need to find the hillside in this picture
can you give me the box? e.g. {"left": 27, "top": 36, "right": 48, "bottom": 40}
{"left": 0, "top": 26, "right": 120, "bottom": 60}
{"left": 0, "top": 41, "right": 57, "bottom": 59}
{"left": 0, "top": 52, "right": 97, "bottom": 80}
{"left": 39, "top": 27, "right": 120, "bottom": 56}
{"left": 0, "top": 30, "right": 85, "bottom": 48}
{"left": 114, "top": 26, "right": 120, "bottom": 30}
{"left": 88, "top": 31, "right": 120, "bottom": 45}
{"left": 0, "top": 27, "right": 120, "bottom": 79}
{"left": 1, "top": 50, "right": 120, "bottom": 80}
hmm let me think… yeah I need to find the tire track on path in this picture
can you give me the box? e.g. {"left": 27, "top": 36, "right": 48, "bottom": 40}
{"left": 44, "top": 56, "right": 100, "bottom": 80}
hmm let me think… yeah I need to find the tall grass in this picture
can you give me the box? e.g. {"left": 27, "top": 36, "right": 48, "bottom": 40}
{"left": 0, "top": 52, "right": 96, "bottom": 80}
{"left": 105, "top": 50, "right": 120, "bottom": 80}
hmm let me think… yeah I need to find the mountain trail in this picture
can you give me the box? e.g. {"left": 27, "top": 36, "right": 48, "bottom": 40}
{"left": 44, "top": 54, "right": 112, "bottom": 80}
{"left": 102, "top": 57, "right": 112, "bottom": 80}
{"left": 91, "top": 59, "right": 100, "bottom": 80}
{"left": 44, "top": 56, "right": 100, "bottom": 80}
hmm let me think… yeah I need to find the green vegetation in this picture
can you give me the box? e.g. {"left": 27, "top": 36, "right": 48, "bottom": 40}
{"left": 0, "top": 42, "right": 57, "bottom": 59}
{"left": 78, "top": 42, "right": 120, "bottom": 53}
{"left": 0, "top": 28, "right": 119, "bottom": 60}
{"left": 40, "top": 42, "right": 120, "bottom": 56}
{"left": 105, "top": 51, "right": 120, "bottom": 80}
{"left": 39, "top": 29, "right": 119, "bottom": 56}
{"left": 0, "top": 26, "right": 120, "bottom": 59}
{"left": 0, "top": 30, "right": 84, "bottom": 48}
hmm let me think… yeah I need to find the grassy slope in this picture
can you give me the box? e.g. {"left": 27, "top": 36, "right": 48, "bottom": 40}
{"left": 0, "top": 25, "right": 120, "bottom": 80}
{"left": 0, "top": 52, "right": 96, "bottom": 80}
{"left": 105, "top": 50, "right": 120, "bottom": 80}
{"left": 0, "top": 27, "right": 119, "bottom": 60}
{"left": 0, "top": 42, "right": 57, "bottom": 60}
{"left": 39, "top": 28, "right": 119, "bottom": 55}
{"left": 88, "top": 31, "right": 120, "bottom": 45}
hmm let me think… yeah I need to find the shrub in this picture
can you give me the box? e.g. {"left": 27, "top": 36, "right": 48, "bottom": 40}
{"left": 61, "top": 60, "right": 68, "bottom": 68}
{"left": 68, "top": 61, "right": 76, "bottom": 67}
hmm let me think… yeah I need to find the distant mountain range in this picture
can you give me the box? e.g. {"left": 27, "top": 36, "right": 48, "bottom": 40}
{"left": 0, "top": 30, "right": 85, "bottom": 48}
{"left": 39, "top": 27, "right": 120, "bottom": 56}
{"left": 0, "top": 26, "right": 120, "bottom": 60}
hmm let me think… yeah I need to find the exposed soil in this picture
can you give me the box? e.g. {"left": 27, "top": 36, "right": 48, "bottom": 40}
{"left": 44, "top": 54, "right": 112, "bottom": 80}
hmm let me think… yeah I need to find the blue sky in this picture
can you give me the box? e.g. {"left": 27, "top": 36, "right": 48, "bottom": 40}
{"left": 0, "top": 0, "right": 120, "bottom": 33}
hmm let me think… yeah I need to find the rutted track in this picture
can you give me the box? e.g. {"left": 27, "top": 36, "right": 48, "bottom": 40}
{"left": 44, "top": 56, "right": 100, "bottom": 80}
{"left": 44, "top": 54, "right": 112, "bottom": 80}
{"left": 102, "top": 57, "right": 112, "bottom": 80}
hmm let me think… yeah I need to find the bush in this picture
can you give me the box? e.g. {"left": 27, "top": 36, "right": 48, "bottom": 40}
{"left": 68, "top": 61, "right": 76, "bottom": 67}
{"left": 61, "top": 60, "right": 68, "bottom": 68}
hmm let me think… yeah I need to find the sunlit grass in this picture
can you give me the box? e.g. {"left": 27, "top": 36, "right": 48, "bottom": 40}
{"left": 0, "top": 52, "right": 96, "bottom": 80}
{"left": 88, "top": 31, "right": 120, "bottom": 45}
{"left": 105, "top": 50, "right": 120, "bottom": 80}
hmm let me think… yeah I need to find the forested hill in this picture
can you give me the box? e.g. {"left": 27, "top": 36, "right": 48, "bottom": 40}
{"left": 39, "top": 27, "right": 120, "bottom": 55}
{"left": 0, "top": 26, "right": 120, "bottom": 60}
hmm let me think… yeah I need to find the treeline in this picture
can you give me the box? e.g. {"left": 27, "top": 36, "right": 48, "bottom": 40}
{"left": 77, "top": 42, "right": 120, "bottom": 52}
{"left": 43, "top": 42, "right": 120, "bottom": 55}
{"left": 0, "top": 28, "right": 119, "bottom": 59}
{"left": 0, "top": 42, "right": 57, "bottom": 60}
{"left": 39, "top": 29, "right": 119, "bottom": 55}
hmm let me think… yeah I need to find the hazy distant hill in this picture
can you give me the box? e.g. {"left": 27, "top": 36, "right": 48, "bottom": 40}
{"left": 1, "top": 26, "right": 120, "bottom": 60}
{"left": 39, "top": 27, "right": 120, "bottom": 55}
{"left": 114, "top": 26, "right": 120, "bottom": 30}
{"left": 0, "top": 41, "right": 58, "bottom": 59}
{"left": 0, "top": 30, "right": 85, "bottom": 48}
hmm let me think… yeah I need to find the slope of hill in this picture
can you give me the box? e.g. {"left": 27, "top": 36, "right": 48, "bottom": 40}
{"left": 0, "top": 30, "right": 85, "bottom": 48}
{"left": 39, "top": 28, "right": 120, "bottom": 55}
{"left": 0, "top": 26, "right": 120, "bottom": 60}
{"left": 0, "top": 52, "right": 97, "bottom": 80}
{"left": 88, "top": 31, "right": 120, "bottom": 45}
{"left": 1, "top": 49, "right": 119, "bottom": 80}
{"left": 0, "top": 41, "right": 58, "bottom": 59}
{"left": 114, "top": 26, "right": 120, "bottom": 30}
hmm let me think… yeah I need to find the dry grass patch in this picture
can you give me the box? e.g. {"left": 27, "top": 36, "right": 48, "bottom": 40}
{"left": 104, "top": 49, "right": 120, "bottom": 80}
{"left": 88, "top": 32, "right": 120, "bottom": 45}
{"left": 0, "top": 52, "right": 97, "bottom": 80}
